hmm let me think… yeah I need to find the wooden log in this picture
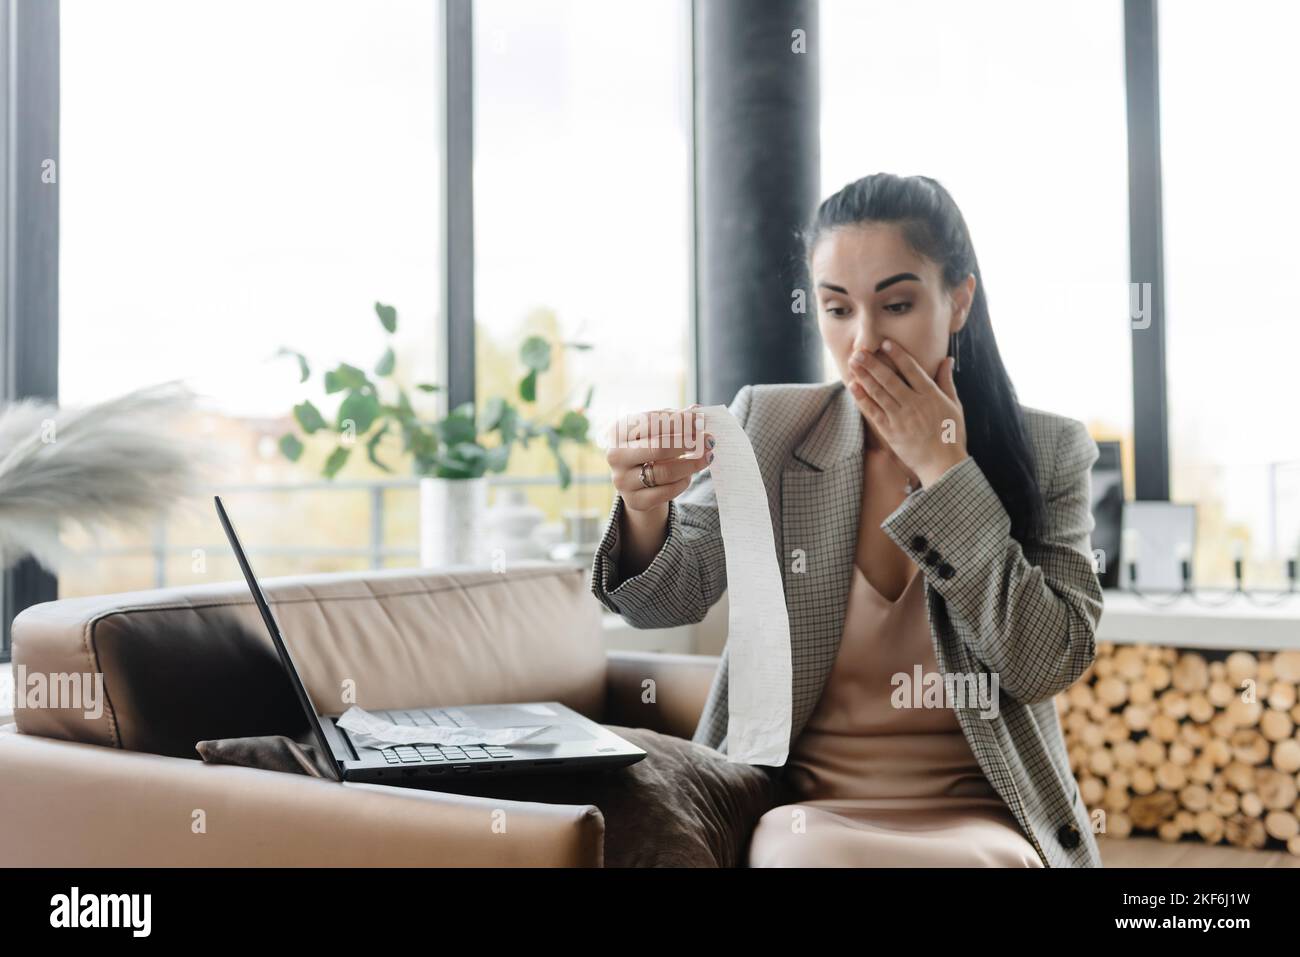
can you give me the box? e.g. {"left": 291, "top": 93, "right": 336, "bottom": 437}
{"left": 1264, "top": 810, "right": 1299, "bottom": 841}
{"left": 1112, "top": 740, "right": 1139, "bottom": 769}
{"left": 1095, "top": 675, "right": 1128, "bottom": 708}
{"left": 1130, "top": 791, "right": 1178, "bottom": 829}
{"left": 1145, "top": 662, "right": 1172, "bottom": 691}
{"left": 1088, "top": 747, "right": 1115, "bottom": 778}
{"left": 1224, "top": 814, "right": 1268, "bottom": 848}
{"left": 1272, "top": 651, "right": 1300, "bottom": 683}
{"left": 1149, "top": 713, "right": 1180, "bottom": 743}
{"left": 1209, "top": 785, "right": 1240, "bottom": 817}
{"left": 1256, "top": 768, "right": 1298, "bottom": 810}
{"left": 1173, "top": 652, "right": 1210, "bottom": 693}
{"left": 1179, "top": 783, "right": 1210, "bottom": 812}
{"left": 1207, "top": 679, "right": 1236, "bottom": 709}
{"left": 1224, "top": 761, "right": 1256, "bottom": 792}
{"left": 1187, "top": 693, "right": 1215, "bottom": 724}
{"left": 1157, "top": 820, "right": 1184, "bottom": 842}
{"left": 1188, "top": 755, "right": 1217, "bottom": 785}
{"left": 1178, "top": 722, "right": 1207, "bottom": 750}
{"left": 1137, "top": 737, "right": 1166, "bottom": 768}
{"left": 1123, "top": 703, "right": 1155, "bottom": 733}
{"left": 1067, "top": 682, "right": 1094, "bottom": 711}
{"left": 1273, "top": 738, "right": 1300, "bottom": 774}
{"left": 1266, "top": 681, "right": 1296, "bottom": 711}
{"left": 1156, "top": 762, "right": 1187, "bottom": 791}
{"left": 1116, "top": 647, "right": 1147, "bottom": 682}
{"left": 1131, "top": 766, "right": 1157, "bottom": 795}
{"left": 1204, "top": 738, "right": 1232, "bottom": 768}
{"left": 1225, "top": 697, "right": 1262, "bottom": 729}
{"left": 1230, "top": 729, "right": 1270, "bottom": 765}
{"left": 1226, "top": 651, "right": 1259, "bottom": 685}
{"left": 1260, "top": 708, "right": 1293, "bottom": 743}
{"left": 1104, "top": 785, "right": 1130, "bottom": 812}
{"left": 1129, "top": 681, "right": 1155, "bottom": 707}
{"left": 1104, "top": 715, "right": 1131, "bottom": 744}
{"left": 1196, "top": 811, "right": 1225, "bottom": 844}
{"left": 1159, "top": 689, "right": 1188, "bottom": 720}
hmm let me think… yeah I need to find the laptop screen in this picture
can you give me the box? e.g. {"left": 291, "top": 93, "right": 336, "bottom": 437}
{"left": 214, "top": 495, "right": 341, "bottom": 781}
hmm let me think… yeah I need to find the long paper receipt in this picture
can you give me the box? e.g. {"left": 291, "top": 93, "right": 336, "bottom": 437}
{"left": 697, "top": 405, "right": 792, "bottom": 767}
{"left": 336, "top": 706, "right": 553, "bottom": 748}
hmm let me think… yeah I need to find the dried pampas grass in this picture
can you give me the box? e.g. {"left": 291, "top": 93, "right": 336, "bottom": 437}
{"left": 0, "top": 380, "right": 217, "bottom": 572}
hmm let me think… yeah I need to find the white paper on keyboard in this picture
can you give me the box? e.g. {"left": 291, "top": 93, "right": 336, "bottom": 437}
{"left": 695, "top": 405, "right": 792, "bottom": 767}
{"left": 336, "top": 706, "right": 553, "bottom": 748}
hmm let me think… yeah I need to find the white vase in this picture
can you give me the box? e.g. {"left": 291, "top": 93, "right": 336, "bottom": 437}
{"left": 419, "top": 476, "right": 489, "bottom": 568}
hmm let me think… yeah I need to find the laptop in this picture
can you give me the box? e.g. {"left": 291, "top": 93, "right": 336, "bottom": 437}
{"left": 214, "top": 495, "right": 647, "bottom": 784}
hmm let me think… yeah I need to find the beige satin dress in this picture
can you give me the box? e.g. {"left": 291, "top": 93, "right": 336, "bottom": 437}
{"left": 747, "top": 550, "right": 1045, "bottom": 867}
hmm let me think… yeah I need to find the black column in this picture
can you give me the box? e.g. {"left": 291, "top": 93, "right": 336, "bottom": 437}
{"left": 1124, "top": 0, "right": 1170, "bottom": 502}
{"left": 442, "top": 0, "right": 475, "bottom": 414}
{"left": 693, "top": 0, "right": 822, "bottom": 407}
{"left": 2, "top": 0, "right": 60, "bottom": 661}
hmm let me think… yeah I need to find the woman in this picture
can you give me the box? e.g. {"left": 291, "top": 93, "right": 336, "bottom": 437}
{"left": 590, "top": 173, "right": 1104, "bottom": 868}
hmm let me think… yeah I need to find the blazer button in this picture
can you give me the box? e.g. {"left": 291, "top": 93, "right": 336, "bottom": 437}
{"left": 1056, "top": 823, "right": 1080, "bottom": 849}
{"left": 910, "top": 535, "right": 928, "bottom": 551}
{"left": 923, "top": 549, "right": 941, "bottom": 566}
{"left": 937, "top": 562, "right": 955, "bottom": 579}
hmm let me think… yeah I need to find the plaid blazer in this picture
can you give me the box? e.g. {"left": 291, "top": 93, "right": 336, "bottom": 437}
{"left": 590, "top": 379, "right": 1105, "bottom": 867}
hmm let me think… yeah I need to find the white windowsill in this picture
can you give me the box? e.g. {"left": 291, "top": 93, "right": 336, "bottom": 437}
{"left": 1097, "top": 587, "right": 1300, "bottom": 651}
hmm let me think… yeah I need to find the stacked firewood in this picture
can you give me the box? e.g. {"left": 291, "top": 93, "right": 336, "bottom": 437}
{"left": 1058, "top": 643, "right": 1300, "bottom": 854}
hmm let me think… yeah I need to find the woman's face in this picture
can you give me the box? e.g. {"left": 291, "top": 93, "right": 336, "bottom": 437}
{"left": 811, "top": 222, "right": 974, "bottom": 394}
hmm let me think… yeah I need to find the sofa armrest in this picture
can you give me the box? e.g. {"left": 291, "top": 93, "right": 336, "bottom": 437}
{"left": 0, "top": 727, "right": 603, "bottom": 866}
{"left": 603, "top": 650, "right": 721, "bottom": 742}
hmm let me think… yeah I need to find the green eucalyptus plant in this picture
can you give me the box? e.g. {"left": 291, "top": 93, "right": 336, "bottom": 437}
{"left": 276, "top": 302, "right": 594, "bottom": 489}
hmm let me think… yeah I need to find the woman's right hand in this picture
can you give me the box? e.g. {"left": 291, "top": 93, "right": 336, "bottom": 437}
{"left": 604, "top": 405, "right": 715, "bottom": 513}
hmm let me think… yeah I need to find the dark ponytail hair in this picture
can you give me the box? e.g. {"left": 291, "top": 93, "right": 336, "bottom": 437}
{"left": 800, "top": 172, "right": 1048, "bottom": 549}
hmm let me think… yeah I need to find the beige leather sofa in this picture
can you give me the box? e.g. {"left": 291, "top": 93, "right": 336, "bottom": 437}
{"left": 0, "top": 560, "right": 721, "bottom": 866}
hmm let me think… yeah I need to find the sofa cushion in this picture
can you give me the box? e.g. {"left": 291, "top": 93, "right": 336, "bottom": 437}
{"left": 195, "top": 726, "right": 788, "bottom": 867}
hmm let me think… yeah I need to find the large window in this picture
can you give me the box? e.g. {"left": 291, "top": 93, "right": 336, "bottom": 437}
{"left": 58, "top": 0, "right": 442, "bottom": 595}
{"left": 1160, "top": 0, "right": 1300, "bottom": 586}
{"left": 819, "top": 0, "right": 1131, "bottom": 449}
{"left": 472, "top": 0, "right": 693, "bottom": 529}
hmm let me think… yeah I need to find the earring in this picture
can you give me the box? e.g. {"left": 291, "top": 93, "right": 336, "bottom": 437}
{"left": 949, "top": 331, "right": 961, "bottom": 372}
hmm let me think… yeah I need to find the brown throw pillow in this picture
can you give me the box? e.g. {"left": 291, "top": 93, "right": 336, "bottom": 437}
{"left": 195, "top": 725, "right": 789, "bottom": 867}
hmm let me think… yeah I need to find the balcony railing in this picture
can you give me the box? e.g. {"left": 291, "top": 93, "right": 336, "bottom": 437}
{"left": 72, "top": 474, "right": 611, "bottom": 590}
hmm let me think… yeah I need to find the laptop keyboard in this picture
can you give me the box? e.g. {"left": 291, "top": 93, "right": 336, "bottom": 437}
{"left": 373, "top": 708, "right": 515, "bottom": 765}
